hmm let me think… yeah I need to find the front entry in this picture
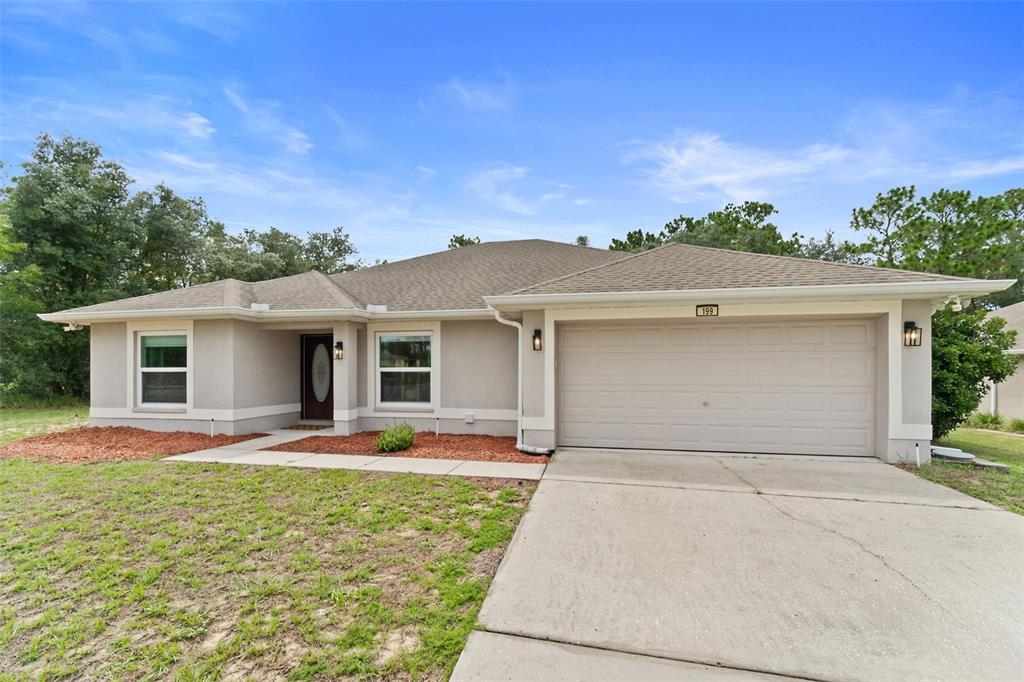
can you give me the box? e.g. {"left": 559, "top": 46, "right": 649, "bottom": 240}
{"left": 301, "top": 335, "right": 333, "bottom": 420}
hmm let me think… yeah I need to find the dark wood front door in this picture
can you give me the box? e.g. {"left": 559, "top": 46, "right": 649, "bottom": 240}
{"left": 302, "top": 335, "right": 333, "bottom": 420}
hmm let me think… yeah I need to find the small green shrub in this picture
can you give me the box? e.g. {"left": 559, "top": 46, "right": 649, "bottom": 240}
{"left": 376, "top": 423, "right": 415, "bottom": 452}
{"left": 1008, "top": 418, "right": 1024, "bottom": 434}
{"left": 967, "top": 412, "right": 1004, "bottom": 429}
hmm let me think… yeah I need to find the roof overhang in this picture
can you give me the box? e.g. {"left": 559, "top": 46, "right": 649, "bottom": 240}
{"left": 484, "top": 279, "right": 1018, "bottom": 311}
{"left": 37, "top": 306, "right": 495, "bottom": 326}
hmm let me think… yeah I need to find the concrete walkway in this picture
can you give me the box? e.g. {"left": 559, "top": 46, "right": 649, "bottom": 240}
{"left": 162, "top": 430, "right": 546, "bottom": 480}
{"left": 453, "top": 448, "right": 1024, "bottom": 681}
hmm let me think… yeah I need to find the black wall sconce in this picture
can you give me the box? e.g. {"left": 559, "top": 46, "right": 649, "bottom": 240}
{"left": 334, "top": 341, "right": 345, "bottom": 359}
{"left": 903, "top": 321, "right": 922, "bottom": 347}
{"left": 532, "top": 329, "right": 543, "bottom": 351}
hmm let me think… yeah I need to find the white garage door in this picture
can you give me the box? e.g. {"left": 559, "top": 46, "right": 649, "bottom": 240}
{"left": 558, "top": 319, "right": 876, "bottom": 456}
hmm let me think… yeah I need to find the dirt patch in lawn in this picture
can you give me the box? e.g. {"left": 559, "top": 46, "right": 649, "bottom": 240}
{"left": 266, "top": 431, "right": 550, "bottom": 463}
{"left": 0, "top": 426, "right": 267, "bottom": 464}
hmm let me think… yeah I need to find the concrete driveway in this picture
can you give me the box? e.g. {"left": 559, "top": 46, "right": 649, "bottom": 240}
{"left": 452, "top": 450, "right": 1024, "bottom": 682}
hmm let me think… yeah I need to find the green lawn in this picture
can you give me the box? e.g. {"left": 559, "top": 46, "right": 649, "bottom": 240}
{"left": 912, "top": 428, "right": 1024, "bottom": 515}
{"left": 0, "top": 458, "right": 534, "bottom": 680}
{"left": 0, "top": 405, "right": 88, "bottom": 446}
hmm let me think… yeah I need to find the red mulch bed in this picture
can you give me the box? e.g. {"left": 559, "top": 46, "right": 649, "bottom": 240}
{"left": 0, "top": 427, "right": 268, "bottom": 464}
{"left": 266, "top": 432, "right": 550, "bottom": 464}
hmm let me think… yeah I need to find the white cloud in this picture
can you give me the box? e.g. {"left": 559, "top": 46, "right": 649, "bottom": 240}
{"left": 225, "top": 86, "right": 312, "bottom": 154}
{"left": 439, "top": 75, "right": 516, "bottom": 112}
{"left": 465, "top": 163, "right": 536, "bottom": 215}
{"left": 625, "top": 131, "right": 854, "bottom": 203}
{"left": 416, "top": 166, "right": 438, "bottom": 183}
{"left": 325, "top": 107, "right": 371, "bottom": 149}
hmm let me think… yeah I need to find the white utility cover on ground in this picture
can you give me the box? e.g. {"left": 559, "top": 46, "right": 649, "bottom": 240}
{"left": 557, "top": 318, "right": 876, "bottom": 456}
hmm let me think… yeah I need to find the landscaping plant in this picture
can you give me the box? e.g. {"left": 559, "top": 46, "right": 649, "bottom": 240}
{"left": 377, "top": 422, "right": 415, "bottom": 452}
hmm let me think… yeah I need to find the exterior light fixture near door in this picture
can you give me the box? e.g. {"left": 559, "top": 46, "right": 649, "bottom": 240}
{"left": 903, "top": 321, "right": 922, "bottom": 347}
{"left": 334, "top": 341, "right": 344, "bottom": 359}
{"left": 532, "top": 329, "right": 543, "bottom": 351}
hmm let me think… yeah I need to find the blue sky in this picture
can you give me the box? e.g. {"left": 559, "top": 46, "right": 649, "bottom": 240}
{"left": 2, "top": 2, "right": 1022, "bottom": 263}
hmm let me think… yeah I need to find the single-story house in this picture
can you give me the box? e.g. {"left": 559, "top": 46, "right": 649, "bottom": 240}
{"left": 40, "top": 240, "right": 1015, "bottom": 463}
{"left": 981, "top": 300, "right": 1024, "bottom": 419}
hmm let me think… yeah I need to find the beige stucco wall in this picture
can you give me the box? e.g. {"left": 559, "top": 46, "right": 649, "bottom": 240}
{"left": 440, "top": 319, "right": 517, "bottom": 410}
{"left": 521, "top": 310, "right": 546, "bottom": 419}
{"left": 232, "top": 321, "right": 300, "bottom": 409}
{"left": 982, "top": 357, "right": 1024, "bottom": 419}
{"left": 901, "top": 300, "right": 933, "bottom": 426}
{"left": 193, "top": 320, "right": 235, "bottom": 410}
{"left": 89, "top": 322, "right": 127, "bottom": 408}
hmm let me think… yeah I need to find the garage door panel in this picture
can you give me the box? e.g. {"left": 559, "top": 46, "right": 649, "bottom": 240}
{"left": 558, "top": 319, "right": 876, "bottom": 456}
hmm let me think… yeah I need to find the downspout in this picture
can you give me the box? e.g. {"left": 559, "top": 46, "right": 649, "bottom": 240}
{"left": 492, "top": 309, "right": 554, "bottom": 456}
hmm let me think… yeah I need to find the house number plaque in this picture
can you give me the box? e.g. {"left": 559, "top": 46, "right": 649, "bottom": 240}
{"left": 695, "top": 304, "right": 719, "bottom": 317}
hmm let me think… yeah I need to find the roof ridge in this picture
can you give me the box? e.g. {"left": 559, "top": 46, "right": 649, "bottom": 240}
{"left": 222, "top": 278, "right": 242, "bottom": 307}
{"left": 309, "top": 270, "right": 363, "bottom": 308}
{"left": 500, "top": 245, "right": 653, "bottom": 295}
{"left": 666, "top": 243, "right": 971, "bottom": 281}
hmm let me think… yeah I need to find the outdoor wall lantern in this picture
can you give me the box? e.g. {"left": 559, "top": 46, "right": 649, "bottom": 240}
{"left": 903, "top": 321, "right": 922, "bottom": 347}
{"left": 334, "top": 341, "right": 345, "bottom": 360}
{"left": 532, "top": 329, "right": 543, "bottom": 351}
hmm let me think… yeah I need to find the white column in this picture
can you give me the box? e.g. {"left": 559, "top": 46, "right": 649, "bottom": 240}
{"left": 332, "top": 321, "right": 359, "bottom": 434}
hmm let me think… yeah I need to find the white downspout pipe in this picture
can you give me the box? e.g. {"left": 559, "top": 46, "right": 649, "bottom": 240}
{"left": 493, "top": 309, "right": 554, "bottom": 456}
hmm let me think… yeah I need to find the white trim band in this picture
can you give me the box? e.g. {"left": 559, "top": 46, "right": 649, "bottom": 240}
{"left": 91, "top": 403, "right": 301, "bottom": 421}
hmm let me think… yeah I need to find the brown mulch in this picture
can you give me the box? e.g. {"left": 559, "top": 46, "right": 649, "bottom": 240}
{"left": 266, "top": 431, "right": 550, "bottom": 464}
{"left": 0, "top": 427, "right": 268, "bottom": 464}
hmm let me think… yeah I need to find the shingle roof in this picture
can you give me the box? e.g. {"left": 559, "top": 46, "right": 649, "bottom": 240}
{"left": 509, "top": 243, "right": 970, "bottom": 296}
{"left": 50, "top": 239, "right": 987, "bottom": 318}
{"left": 55, "top": 271, "right": 360, "bottom": 315}
{"left": 329, "top": 239, "right": 626, "bottom": 311}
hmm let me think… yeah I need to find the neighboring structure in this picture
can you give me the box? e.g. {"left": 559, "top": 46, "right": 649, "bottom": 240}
{"left": 981, "top": 301, "right": 1024, "bottom": 419}
{"left": 40, "top": 240, "right": 1014, "bottom": 464}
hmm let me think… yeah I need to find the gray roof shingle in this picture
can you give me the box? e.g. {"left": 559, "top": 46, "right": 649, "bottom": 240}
{"left": 50, "top": 239, "right": 983, "bottom": 317}
{"left": 329, "top": 239, "right": 626, "bottom": 311}
{"left": 508, "top": 243, "right": 970, "bottom": 296}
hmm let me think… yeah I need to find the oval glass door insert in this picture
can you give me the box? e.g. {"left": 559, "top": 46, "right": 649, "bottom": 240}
{"left": 311, "top": 343, "right": 330, "bottom": 403}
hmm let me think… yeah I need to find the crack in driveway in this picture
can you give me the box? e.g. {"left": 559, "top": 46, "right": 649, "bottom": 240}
{"left": 715, "top": 457, "right": 946, "bottom": 610}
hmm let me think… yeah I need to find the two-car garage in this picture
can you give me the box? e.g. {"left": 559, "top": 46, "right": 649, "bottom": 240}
{"left": 556, "top": 318, "right": 878, "bottom": 457}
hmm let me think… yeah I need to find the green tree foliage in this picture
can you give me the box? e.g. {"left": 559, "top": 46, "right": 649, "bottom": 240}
{"left": 852, "top": 186, "right": 1023, "bottom": 307}
{"left": 931, "top": 307, "right": 1017, "bottom": 438}
{"left": 574, "top": 235, "right": 590, "bottom": 247}
{"left": 796, "top": 230, "right": 867, "bottom": 264}
{"left": 1, "top": 134, "right": 362, "bottom": 402}
{"left": 448, "top": 234, "right": 481, "bottom": 249}
{"left": 610, "top": 202, "right": 804, "bottom": 256}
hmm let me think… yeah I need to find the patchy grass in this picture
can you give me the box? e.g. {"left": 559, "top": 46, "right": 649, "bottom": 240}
{"left": 909, "top": 428, "right": 1024, "bottom": 515}
{"left": 0, "top": 405, "right": 88, "bottom": 446}
{"left": 0, "top": 458, "right": 534, "bottom": 680}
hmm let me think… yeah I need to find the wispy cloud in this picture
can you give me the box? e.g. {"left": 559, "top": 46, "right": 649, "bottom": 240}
{"left": 225, "top": 86, "right": 312, "bottom": 154}
{"left": 416, "top": 166, "right": 438, "bottom": 183}
{"left": 465, "top": 163, "right": 584, "bottom": 215}
{"left": 172, "top": 5, "right": 244, "bottom": 41}
{"left": 439, "top": 74, "right": 516, "bottom": 112}
{"left": 627, "top": 90, "right": 1024, "bottom": 204}
{"left": 325, "top": 107, "right": 371, "bottom": 149}
{"left": 465, "top": 163, "right": 535, "bottom": 214}
{"left": 625, "top": 131, "right": 854, "bottom": 202}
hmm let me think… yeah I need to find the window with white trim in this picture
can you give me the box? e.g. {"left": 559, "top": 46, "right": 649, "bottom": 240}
{"left": 376, "top": 332, "right": 431, "bottom": 406}
{"left": 138, "top": 332, "right": 187, "bottom": 405}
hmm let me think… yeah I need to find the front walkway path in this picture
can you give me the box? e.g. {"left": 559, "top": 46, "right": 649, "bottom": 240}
{"left": 162, "top": 430, "right": 546, "bottom": 480}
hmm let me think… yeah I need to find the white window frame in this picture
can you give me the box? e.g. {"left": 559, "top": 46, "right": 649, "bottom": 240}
{"left": 126, "top": 321, "right": 193, "bottom": 412}
{"left": 374, "top": 330, "right": 434, "bottom": 410}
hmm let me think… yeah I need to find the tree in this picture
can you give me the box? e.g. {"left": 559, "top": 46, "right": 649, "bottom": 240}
{"left": 448, "top": 234, "right": 480, "bottom": 249}
{"left": 850, "top": 186, "right": 920, "bottom": 267}
{"left": 302, "top": 227, "right": 360, "bottom": 274}
{"left": 128, "top": 184, "right": 210, "bottom": 292}
{"left": 609, "top": 228, "right": 663, "bottom": 253}
{"left": 609, "top": 202, "right": 802, "bottom": 256}
{"left": 574, "top": 235, "right": 590, "bottom": 247}
{"left": 2, "top": 134, "right": 138, "bottom": 399}
{"left": 931, "top": 307, "right": 1018, "bottom": 438}
{"left": 797, "top": 230, "right": 867, "bottom": 264}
